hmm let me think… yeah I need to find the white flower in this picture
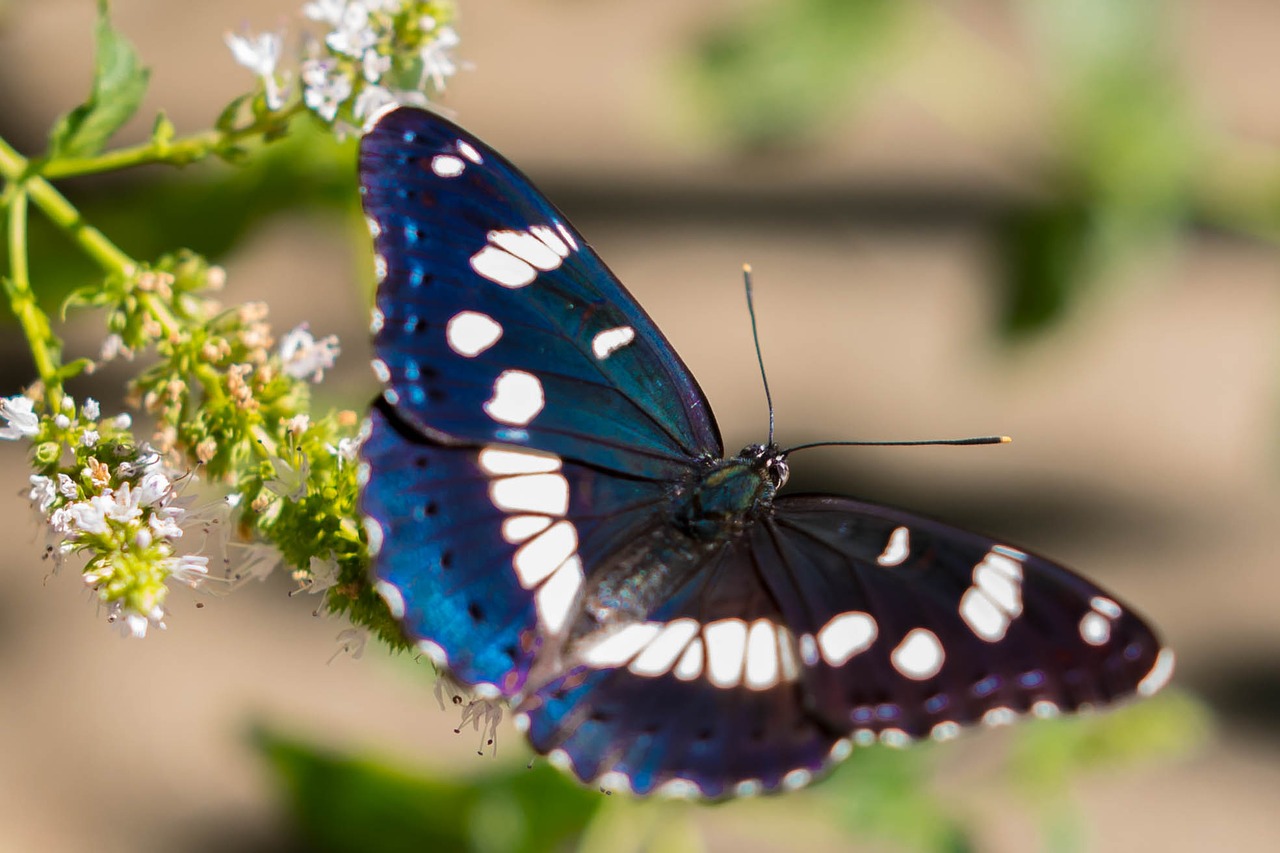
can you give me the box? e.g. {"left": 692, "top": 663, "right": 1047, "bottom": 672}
{"left": 362, "top": 49, "right": 391, "bottom": 83}
{"left": 64, "top": 499, "right": 109, "bottom": 536}
{"left": 79, "top": 429, "right": 100, "bottom": 448}
{"left": 149, "top": 511, "right": 183, "bottom": 540}
{"left": 279, "top": 323, "right": 341, "bottom": 381}
{"left": 225, "top": 30, "right": 288, "bottom": 110}
{"left": 419, "top": 26, "right": 460, "bottom": 90}
{"left": 301, "top": 58, "right": 353, "bottom": 121}
{"left": 295, "top": 556, "right": 340, "bottom": 596}
{"left": 327, "top": 436, "right": 361, "bottom": 462}
{"left": 329, "top": 627, "right": 368, "bottom": 662}
{"left": 100, "top": 333, "right": 133, "bottom": 362}
{"left": 28, "top": 475, "right": 56, "bottom": 514}
{"left": 353, "top": 84, "right": 397, "bottom": 121}
{"left": 326, "top": 4, "right": 377, "bottom": 58}
{"left": 112, "top": 413, "right": 132, "bottom": 430}
{"left": 165, "top": 554, "right": 209, "bottom": 588}
{"left": 82, "top": 398, "right": 100, "bottom": 421}
{"left": 0, "top": 395, "right": 39, "bottom": 439}
{"left": 303, "top": 0, "right": 346, "bottom": 25}
{"left": 138, "top": 470, "right": 175, "bottom": 506}
{"left": 57, "top": 473, "right": 78, "bottom": 499}
{"left": 103, "top": 484, "right": 142, "bottom": 524}
{"left": 227, "top": 541, "right": 281, "bottom": 585}
{"left": 107, "top": 600, "right": 166, "bottom": 639}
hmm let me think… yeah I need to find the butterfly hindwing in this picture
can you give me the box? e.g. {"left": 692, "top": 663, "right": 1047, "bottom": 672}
{"left": 359, "top": 107, "right": 722, "bottom": 478}
{"left": 517, "top": 495, "right": 1169, "bottom": 797}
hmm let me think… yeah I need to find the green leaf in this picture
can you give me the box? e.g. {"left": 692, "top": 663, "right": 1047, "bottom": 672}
{"left": 993, "top": 201, "right": 1096, "bottom": 339}
{"left": 255, "top": 727, "right": 604, "bottom": 853}
{"left": 47, "top": 0, "right": 150, "bottom": 160}
{"left": 686, "top": 0, "right": 905, "bottom": 149}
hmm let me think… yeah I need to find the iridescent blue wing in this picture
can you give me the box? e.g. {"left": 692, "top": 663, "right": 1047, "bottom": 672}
{"left": 362, "top": 400, "right": 671, "bottom": 695}
{"left": 359, "top": 106, "right": 721, "bottom": 477}
{"left": 518, "top": 495, "right": 1171, "bottom": 798}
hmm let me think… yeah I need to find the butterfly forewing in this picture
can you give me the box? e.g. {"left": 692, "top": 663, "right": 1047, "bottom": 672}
{"left": 359, "top": 107, "right": 721, "bottom": 477}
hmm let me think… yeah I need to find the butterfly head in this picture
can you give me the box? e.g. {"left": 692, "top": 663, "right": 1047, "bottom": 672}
{"left": 738, "top": 443, "right": 790, "bottom": 491}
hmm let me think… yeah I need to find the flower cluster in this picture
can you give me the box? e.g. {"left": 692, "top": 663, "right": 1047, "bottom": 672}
{"left": 5, "top": 394, "right": 214, "bottom": 637}
{"left": 226, "top": 0, "right": 460, "bottom": 134}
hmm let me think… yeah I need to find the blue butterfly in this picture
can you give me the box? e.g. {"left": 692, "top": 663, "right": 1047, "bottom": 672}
{"left": 357, "top": 106, "right": 1173, "bottom": 799}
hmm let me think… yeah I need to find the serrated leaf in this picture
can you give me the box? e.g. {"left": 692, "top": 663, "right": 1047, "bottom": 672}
{"left": 47, "top": 0, "right": 150, "bottom": 160}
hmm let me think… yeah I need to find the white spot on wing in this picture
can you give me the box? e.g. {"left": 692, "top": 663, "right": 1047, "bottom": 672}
{"left": 1137, "top": 648, "right": 1175, "bottom": 696}
{"left": 416, "top": 639, "right": 447, "bottom": 665}
{"left": 431, "top": 153, "right": 465, "bottom": 177}
{"left": 370, "top": 308, "right": 385, "bottom": 334}
{"left": 891, "top": 628, "right": 945, "bottom": 680}
{"left": 591, "top": 326, "right": 636, "bottom": 360}
{"left": 629, "top": 619, "right": 700, "bottom": 676}
{"left": 876, "top": 526, "right": 910, "bottom": 566}
{"left": 501, "top": 514, "right": 552, "bottom": 544}
{"left": 782, "top": 768, "right": 811, "bottom": 790}
{"left": 483, "top": 370, "right": 545, "bottom": 426}
{"left": 776, "top": 626, "right": 801, "bottom": 681}
{"left": 1079, "top": 611, "right": 1111, "bottom": 645}
{"left": 960, "top": 587, "right": 1009, "bottom": 642}
{"left": 744, "top": 620, "right": 780, "bottom": 690}
{"left": 555, "top": 221, "right": 578, "bottom": 250}
{"left": 488, "top": 230, "right": 564, "bottom": 271}
{"left": 816, "top": 611, "right": 877, "bottom": 666}
{"left": 362, "top": 517, "right": 384, "bottom": 557}
{"left": 581, "top": 622, "right": 663, "bottom": 667}
{"left": 655, "top": 778, "right": 701, "bottom": 799}
{"left": 374, "top": 580, "right": 405, "bottom": 619}
{"left": 799, "top": 633, "right": 819, "bottom": 666}
{"left": 446, "top": 311, "right": 503, "bottom": 357}
{"left": 530, "top": 225, "right": 570, "bottom": 258}
{"left": 512, "top": 521, "right": 578, "bottom": 588}
{"left": 470, "top": 245, "right": 536, "bottom": 288}
{"left": 536, "top": 555, "right": 582, "bottom": 634}
{"left": 365, "top": 216, "right": 381, "bottom": 238}
{"left": 478, "top": 447, "right": 562, "bottom": 475}
{"left": 703, "top": 618, "right": 748, "bottom": 688}
{"left": 373, "top": 253, "right": 387, "bottom": 283}
{"left": 1091, "top": 596, "right": 1122, "bottom": 618}
{"left": 673, "top": 637, "right": 704, "bottom": 681}
{"left": 489, "top": 473, "right": 569, "bottom": 515}
{"left": 371, "top": 358, "right": 391, "bottom": 383}
{"left": 456, "top": 140, "right": 482, "bottom": 163}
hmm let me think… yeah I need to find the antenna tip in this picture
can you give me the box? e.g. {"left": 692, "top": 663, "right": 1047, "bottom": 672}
{"left": 999, "top": 435, "right": 1013, "bottom": 444}
{"left": 742, "top": 263, "right": 753, "bottom": 273}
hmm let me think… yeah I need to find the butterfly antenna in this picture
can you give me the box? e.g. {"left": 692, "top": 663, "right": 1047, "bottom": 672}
{"left": 783, "top": 435, "right": 1011, "bottom": 454}
{"left": 743, "top": 264, "right": 776, "bottom": 446}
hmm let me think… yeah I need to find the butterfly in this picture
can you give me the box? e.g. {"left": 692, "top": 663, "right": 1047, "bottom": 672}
{"left": 356, "top": 105, "right": 1173, "bottom": 799}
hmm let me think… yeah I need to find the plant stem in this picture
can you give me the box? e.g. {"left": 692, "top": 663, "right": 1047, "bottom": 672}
{"left": 0, "top": 135, "right": 135, "bottom": 274}
{"left": 39, "top": 105, "right": 305, "bottom": 180}
{"left": 4, "top": 189, "right": 63, "bottom": 404}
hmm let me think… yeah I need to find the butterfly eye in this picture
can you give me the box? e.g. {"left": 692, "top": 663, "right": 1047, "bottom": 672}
{"left": 768, "top": 458, "right": 790, "bottom": 490}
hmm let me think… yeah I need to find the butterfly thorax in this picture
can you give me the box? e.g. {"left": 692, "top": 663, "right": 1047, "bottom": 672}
{"left": 674, "top": 444, "right": 789, "bottom": 540}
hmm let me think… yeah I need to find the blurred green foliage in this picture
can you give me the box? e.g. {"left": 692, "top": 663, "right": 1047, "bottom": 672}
{"left": 688, "top": 0, "right": 1280, "bottom": 339}
{"left": 0, "top": 126, "right": 355, "bottom": 326}
{"left": 255, "top": 692, "right": 1206, "bottom": 853}
{"left": 256, "top": 727, "right": 604, "bottom": 853}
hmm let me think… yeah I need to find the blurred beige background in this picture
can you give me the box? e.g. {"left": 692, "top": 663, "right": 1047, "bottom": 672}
{"left": 2, "top": 1, "right": 1279, "bottom": 851}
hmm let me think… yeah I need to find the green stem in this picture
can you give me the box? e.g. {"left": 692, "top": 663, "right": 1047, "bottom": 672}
{"left": 39, "top": 104, "right": 305, "bottom": 180}
{"left": 4, "top": 189, "right": 63, "bottom": 404}
{"left": 0, "top": 135, "right": 134, "bottom": 274}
